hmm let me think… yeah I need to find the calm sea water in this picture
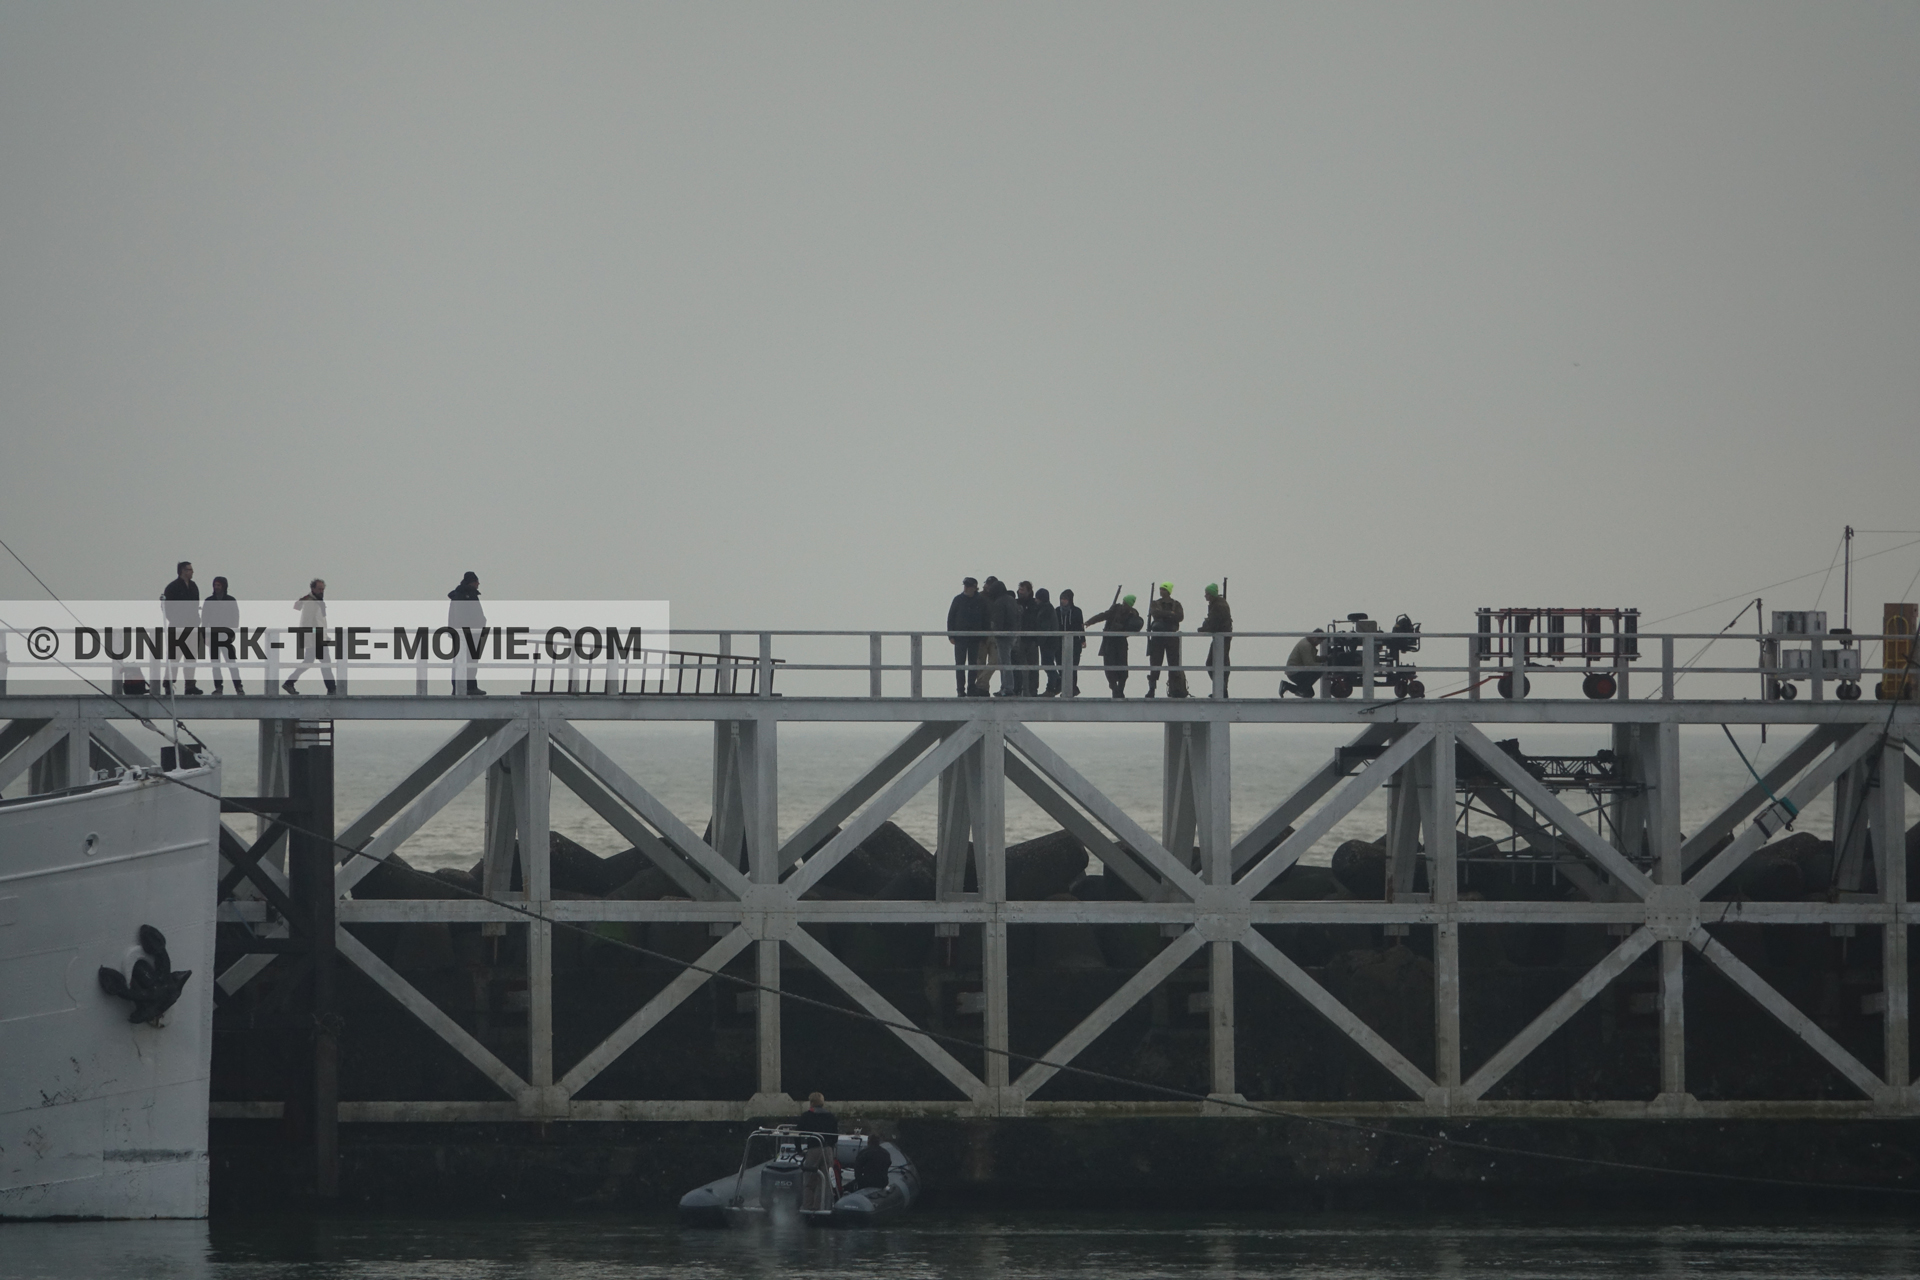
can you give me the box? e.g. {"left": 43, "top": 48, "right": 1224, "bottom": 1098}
{"left": 159, "top": 720, "right": 1827, "bottom": 876}
{"left": 2, "top": 1212, "right": 1917, "bottom": 1279}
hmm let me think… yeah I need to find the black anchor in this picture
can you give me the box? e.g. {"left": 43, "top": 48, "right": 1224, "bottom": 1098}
{"left": 97, "top": 925, "right": 193, "bottom": 1025}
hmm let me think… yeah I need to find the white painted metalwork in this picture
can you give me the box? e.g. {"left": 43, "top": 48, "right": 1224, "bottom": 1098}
{"left": 4, "top": 648, "right": 1918, "bottom": 1126}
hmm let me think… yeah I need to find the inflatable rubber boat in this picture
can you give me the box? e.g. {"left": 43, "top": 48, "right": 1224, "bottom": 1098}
{"left": 679, "top": 1124, "right": 919, "bottom": 1227}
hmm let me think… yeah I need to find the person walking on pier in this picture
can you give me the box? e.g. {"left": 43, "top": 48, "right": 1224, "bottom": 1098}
{"left": 204, "top": 577, "right": 244, "bottom": 695}
{"left": 946, "top": 577, "right": 989, "bottom": 697}
{"left": 448, "top": 571, "right": 487, "bottom": 696}
{"left": 1198, "top": 583, "right": 1232, "bottom": 698}
{"left": 1085, "top": 593, "right": 1143, "bottom": 698}
{"left": 1146, "top": 584, "right": 1188, "bottom": 698}
{"left": 1033, "top": 587, "right": 1063, "bottom": 696}
{"left": 1282, "top": 629, "right": 1325, "bottom": 698}
{"left": 159, "top": 561, "right": 203, "bottom": 696}
{"left": 283, "top": 579, "right": 336, "bottom": 695}
{"left": 1056, "top": 589, "right": 1086, "bottom": 696}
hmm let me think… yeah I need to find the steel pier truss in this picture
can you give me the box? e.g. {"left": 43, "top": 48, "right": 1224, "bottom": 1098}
{"left": 5, "top": 696, "right": 1917, "bottom": 1123}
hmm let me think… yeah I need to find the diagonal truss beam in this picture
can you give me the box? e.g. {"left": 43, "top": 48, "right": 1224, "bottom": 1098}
{"left": 1231, "top": 724, "right": 1408, "bottom": 872}
{"left": 1688, "top": 725, "right": 1883, "bottom": 900}
{"left": 1456, "top": 726, "right": 1654, "bottom": 899}
{"left": 1689, "top": 924, "right": 1887, "bottom": 1099}
{"left": 1003, "top": 751, "right": 1160, "bottom": 901}
{"left": 1237, "top": 725, "right": 1438, "bottom": 901}
{"left": 550, "top": 748, "right": 722, "bottom": 901}
{"left": 88, "top": 720, "right": 158, "bottom": 770}
{"left": 0, "top": 720, "right": 65, "bottom": 791}
{"left": 336, "top": 721, "right": 526, "bottom": 895}
{"left": 1680, "top": 724, "right": 1847, "bottom": 873}
{"left": 337, "top": 720, "right": 505, "bottom": 850}
{"left": 1460, "top": 927, "right": 1657, "bottom": 1101}
{"left": 335, "top": 924, "right": 527, "bottom": 1099}
{"left": 558, "top": 927, "right": 752, "bottom": 1096}
{"left": 778, "top": 723, "right": 953, "bottom": 871}
{"left": 1463, "top": 786, "right": 1609, "bottom": 902}
{"left": 783, "top": 723, "right": 986, "bottom": 900}
{"left": 1238, "top": 926, "right": 1436, "bottom": 1100}
{"left": 218, "top": 822, "right": 297, "bottom": 919}
{"left": 784, "top": 926, "right": 987, "bottom": 1102}
{"left": 1012, "top": 927, "right": 1205, "bottom": 1100}
{"left": 1003, "top": 724, "right": 1204, "bottom": 901}
{"left": 547, "top": 719, "right": 749, "bottom": 898}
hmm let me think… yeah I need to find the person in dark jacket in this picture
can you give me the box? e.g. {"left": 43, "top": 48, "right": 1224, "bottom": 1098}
{"left": 160, "top": 561, "right": 203, "bottom": 695}
{"left": 1032, "top": 588, "right": 1063, "bottom": 696}
{"left": 1085, "top": 594, "right": 1143, "bottom": 698}
{"left": 985, "top": 578, "right": 1023, "bottom": 696}
{"left": 1055, "top": 589, "right": 1086, "bottom": 696}
{"left": 447, "top": 572, "right": 487, "bottom": 696}
{"left": 796, "top": 1091, "right": 839, "bottom": 1137}
{"left": 1008, "top": 581, "right": 1043, "bottom": 697}
{"left": 1146, "top": 583, "right": 1188, "bottom": 698}
{"left": 946, "top": 577, "right": 989, "bottom": 696}
{"left": 204, "top": 577, "right": 244, "bottom": 695}
{"left": 852, "top": 1138, "right": 891, "bottom": 1191}
{"left": 1198, "top": 583, "right": 1232, "bottom": 698}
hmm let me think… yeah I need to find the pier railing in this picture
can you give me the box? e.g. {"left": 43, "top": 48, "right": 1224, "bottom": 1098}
{"left": 2, "top": 625, "right": 1914, "bottom": 704}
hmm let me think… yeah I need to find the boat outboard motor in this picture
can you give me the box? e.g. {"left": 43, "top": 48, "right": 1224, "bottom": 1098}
{"left": 761, "top": 1140, "right": 803, "bottom": 1212}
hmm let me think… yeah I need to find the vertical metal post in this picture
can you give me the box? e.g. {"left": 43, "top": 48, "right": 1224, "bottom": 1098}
{"left": 758, "top": 632, "right": 773, "bottom": 698}
{"left": 519, "top": 715, "right": 553, "bottom": 1093}
{"left": 1881, "top": 738, "right": 1909, "bottom": 1093}
{"left": 1510, "top": 627, "right": 1525, "bottom": 700}
{"left": 1651, "top": 722, "right": 1685, "bottom": 1099}
{"left": 978, "top": 727, "right": 1009, "bottom": 1103}
{"left": 744, "top": 716, "right": 782, "bottom": 1101}
{"left": 415, "top": 656, "right": 428, "bottom": 697}
{"left": 910, "top": 633, "right": 923, "bottom": 700}
{"left": 1811, "top": 635, "right": 1825, "bottom": 701}
{"left": 265, "top": 629, "right": 281, "bottom": 695}
{"left": 288, "top": 720, "right": 337, "bottom": 1198}
{"left": 1468, "top": 633, "right": 1481, "bottom": 701}
{"left": 1428, "top": 729, "right": 1460, "bottom": 1100}
{"left": 1198, "top": 722, "right": 1236, "bottom": 1098}
{"left": 870, "top": 633, "right": 883, "bottom": 699}
{"left": 1362, "top": 633, "right": 1376, "bottom": 700}
{"left": 1661, "top": 635, "right": 1675, "bottom": 700}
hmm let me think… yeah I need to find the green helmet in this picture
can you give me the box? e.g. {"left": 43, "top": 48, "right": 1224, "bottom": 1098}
{"left": 1122, "top": 594, "right": 1137, "bottom": 606}
{"left": 1205, "top": 582, "right": 1219, "bottom": 595}
{"left": 1160, "top": 582, "right": 1173, "bottom": 592}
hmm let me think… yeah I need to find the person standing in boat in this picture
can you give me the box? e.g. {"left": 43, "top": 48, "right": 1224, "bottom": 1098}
{"left": 796, "top": 1091, "right": 839, "bottom": 1137}
{"left": 204, "top": 577, "right": 244, "bottom": 695}
{"left": 447, "top": 571, "right": 487, "bottom": 696}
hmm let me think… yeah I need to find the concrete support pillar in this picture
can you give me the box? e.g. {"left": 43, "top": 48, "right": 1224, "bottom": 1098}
{"left": 481, "top": 755, "right": 517, "bottom": 901}
{"left": 1427, "top": 729, "right": 1460, "bottom": 1098}
{"left": 287, "top": 719, "right": 337, "bottom": 1199}
{"left": 1882, "top": 737, "right": 1909, "bottom": 1093}
{"left": 518, "top": 717, "right": 553, "bottom": 1090}
{"left": 1163, "top": 724, "right": 1196, "bottom": 871}
{"left": 1835, "top": 755, "right": 1874, "bottom": 892}
{"left": 257, "top": 720, "right": 294, "bottom": 871}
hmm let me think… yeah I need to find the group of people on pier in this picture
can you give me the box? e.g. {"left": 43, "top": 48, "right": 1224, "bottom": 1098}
{"left": 145, "top": 562, "right": 489, "bottom": 697}
{"left": 945, "top": 577, "right": 1235, "bottom": 699}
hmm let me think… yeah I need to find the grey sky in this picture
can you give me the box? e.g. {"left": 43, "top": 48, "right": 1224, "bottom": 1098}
{"left": 3, "top": 2, "right": 1917, "bottom": 642}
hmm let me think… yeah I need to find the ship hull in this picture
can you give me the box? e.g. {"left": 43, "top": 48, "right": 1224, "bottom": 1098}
{"left": 0, "top": 766, "right": 220, "bottom": 1219}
